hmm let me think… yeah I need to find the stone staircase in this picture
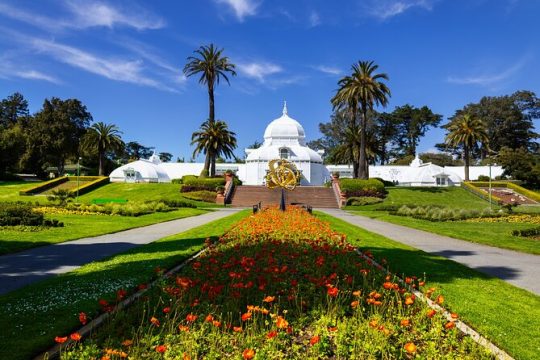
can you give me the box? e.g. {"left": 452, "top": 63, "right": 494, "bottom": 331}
{"left": 229, "top": 185, "right": 339, "bottom": 208}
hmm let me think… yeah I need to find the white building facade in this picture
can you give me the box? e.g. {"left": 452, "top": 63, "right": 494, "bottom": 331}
{"left": 109, "top": 103, "right": 503, "bottom": 186}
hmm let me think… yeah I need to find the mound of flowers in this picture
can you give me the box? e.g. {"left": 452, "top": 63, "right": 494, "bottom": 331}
{"left": 59, "top": 207, "right": 492, "bottom": 359}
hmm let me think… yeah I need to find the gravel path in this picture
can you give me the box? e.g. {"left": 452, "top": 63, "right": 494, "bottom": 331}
{"left": 319, "top": 209, "right": 540, "bottom": 295}
{"left": 0, "top": 208, "right": 241, "bottom": 295}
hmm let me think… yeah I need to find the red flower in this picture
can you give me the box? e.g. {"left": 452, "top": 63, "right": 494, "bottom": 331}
{"left": 426, "top": 309, "right": 436, "bottom": 318}
{"left": 445, "top": 321, "right": 456, "bottom": 330}
{"left": 276, "top": 316, "right": 288, "bottom": 329}
{"left": 186, "top": 314, "right": 198, "bottom": 322}
{"left": 70, "top": 332, "right": 81, "bottom": 341}
{"left": 436, "top": 295, "right": 444, "bottom": 304}
{"left": 79, "top": 312, "right": 87, "bottom": 325}
{"left": 205, "top": 314, "right": 214, "bottom": 322}
{"left": 54, "top": 336, "right": 67, "bottom": 344}
{"left": 117, "top": 289, "right": 127, "bottom": 300}
{"left": 267, "top": 330, "right": 278, "bottom": 339}
{"left": 241, "top": 312, "right": 252, "bottom": 321}
{"left": 163, "top": 307, "right": 171, "bottom": 314}
{"left": 233, "top": 326, "right": 243, "bottom": 332}
{"left": 155, "top": 345, "right": 167, "bottom": 353}
{"left": 327, "top": 286, "right": 339, "bottom": 297}
{"left": 242, "top": 348, "right": 255, "bottom": 360}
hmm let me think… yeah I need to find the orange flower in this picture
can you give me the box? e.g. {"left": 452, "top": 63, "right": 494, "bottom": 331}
{"left": 400, "top": 319, "right": 411, "bottom": 327}
{"left": 444, "top": 321, "right": 456, "bottom": 330}
{"left": 79, "top": 312, "right": 87, "bottom": 325}
{"left": 404, "top": 342, "right": 416, "bottom": 353}
{"left": 150, "top": 316, "right": 160, "bottom": 327}
{"left": 242, "top": 348, "right": 255, "bottom": 360}
{"left": 70, "top": 332, "right": 82, "bottom": 341}
{"left": 369, "top": 319, "right": 378, "bottom": 328}
{"left": 241, "top": 312, "right": 252, "bottom": 321}
{"left": 183, "top": 353, "right": 191, "bottom": 360}
{"left": 233, "top": 326, "right": 243, "bottom": 332}
{"left": 351, "top": 300, "right": 359, "bottom": 308}
{"left": 101, "top": 356, "right": 111, "bottom": 360}
{"left": 178, "top": 325, "right": 190, "bottom": 332}
{"left": 451, "top": 313, "right": 459, "bottom": 319}
{"left": 327, "top": 286, "right": 339, "bottom": 297}
{"left": 267, "top": 330, "right": 278, "bottom": 339}
{"left": 276, "top": 316, "right": 288, "bottom": 329}
{"left": 436, "top": 295, "right": 444, "bottom": 304}
{"left": 352, "top": 290, "right": 361, "bottom": 297}
{"left": 426, "top": 309, "right": 436, "bottom": 318}
{"left": 405, "top": 296, "right": 414, "bottom": 305}
{"left": 383, "top": 282, "right": 393, "bottom": 289}
{"left": 155, "top": 344, "right": 167, "bottom": 353}
{"left": 310, "top": 335, "right": 320, "bottom": 346}
{"left": 212, "top": 320, "right": 221, "bottom": 327}
{"left": 328, "top": 326, "right": 338, "bottom": 332}
{"left": 263, "top": 296, "right": 275, "bottom": 303}
{"left": 121, "top": 339, "right": 133, "bottom": 346}
{"left": 205, "top": 314, "right": 214, "bottom": 322}
{"left": 186, "top": 313, "right": 198, "bottom": 322}
{"left": 54, "top": 336, "right": 68, "bottom": 344}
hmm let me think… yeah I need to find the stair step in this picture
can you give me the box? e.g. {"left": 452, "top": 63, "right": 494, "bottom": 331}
{"left": 230, "top": 186, "right": 339, "bottom": 208}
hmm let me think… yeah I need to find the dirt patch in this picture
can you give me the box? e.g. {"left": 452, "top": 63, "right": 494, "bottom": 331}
{"left": 480, "top": 187, "right": 537, "bottom": 205}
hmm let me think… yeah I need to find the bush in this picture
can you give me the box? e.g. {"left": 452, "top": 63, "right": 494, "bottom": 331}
{"left": 0, "top": 203, "right": 44, "bottom": 226}
{"left": 512, "top": 226, "right": 540, "bottom": 237}
{"left": 477, "top": 175, "right": 491, "bottom": 182}
{"left": 158, "top": 199, "right": 195, "bottom": 208}
{"left": 339, "top": 178, "right": 386, "bottom": 198}
{"left": 181, "top": 176, "right": 225, "bottom": 192}
{"left": 47, "top": 189, "right": 74, "bottom": 205}
{"left": 394, "top": 205, "right": 503, "bottom": 222}
{"left": 171, "top": 178, "right": 182, "bottom": 184}
{"left": 181, "top": 190, "right": 217, "bottom": 203}
{"left": 66, "top": 201, "right": 174, "bottom": 217}
{"left": 372, "top": 177, "right": 395, "bottom": 187}
{"left": 346, "top": 196, "right": 384, "bottom": 206}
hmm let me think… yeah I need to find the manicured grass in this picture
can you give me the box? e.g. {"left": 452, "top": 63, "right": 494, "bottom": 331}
{"left": 0, "top": 209, "right": 250, "bottom": 360}
{"left": 77, "top": 183, "right": 189, "bottom": 203}
{"left": 0, "top": 209, "right": 206, "bottom": 255}
{"left": 347, "top": 186, "right": 494, "bottom": 211}
{"left": 316, "top": 212, "right": 540, "bottom": 360}
{"left": 348, "top": 210, "right": 540, "bottom": 255}
{"left": 0, "top": 181, "right": 48, "bottom": 203}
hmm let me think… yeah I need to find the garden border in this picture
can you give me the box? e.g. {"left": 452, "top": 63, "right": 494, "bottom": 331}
{"left": 354, "top": 249, "right": 514, "bottom": 360}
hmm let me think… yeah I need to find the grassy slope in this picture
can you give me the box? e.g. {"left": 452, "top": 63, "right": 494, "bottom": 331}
{"left": 316, "top": 212, "right": 540, "bottom": 360}
{"left": 0, "top": 181, "right": 48, "bottom": 203}
{"left": 346, "top": 186, "right": 540, "bottom": 255}
{"left": 0, "top": 210, "right": 250, "bottom": 360}
{"left": 0, "top": 208, "right": 206, "bottom": 255}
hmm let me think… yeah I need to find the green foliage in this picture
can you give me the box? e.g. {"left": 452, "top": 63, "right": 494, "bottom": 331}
{"left": 497, "top": 146, "right": 540, "bottom": 188}
{"left": 158, "top": 199, "right": 196, "bottom": 209}
{"left": 181, "top": 176, "right": 225, "bottom": 192}
{"left": 82, "top": 122, "right": 124, "bottom": 176}
{"left": 66, "top": 201, "right": 172, "bottom": 217}
{"left": 0, "top": 203, "right": 44, "bottom": 226}
{"left": 394, "top": 205, "right": 503, "bottom": 222}
{"left": 461, "top": 182, "right": 503, "bottom": 204}
{"left": 345, "top": 196, "right": 384, "bottom": 206}
{"left": 512, "top": 226, "right": 540, "bottom": 237}
{"left": 339, "top": 178, "right": 385, "bottom": 197}
{"left": 47, "top": 189, "right": 74, "bottom": 205}
{"left": 477, "top": 175, "right": 490, "bottom": 181}
{"left": 181, "top": 190, "right": 217, "bottom": 203}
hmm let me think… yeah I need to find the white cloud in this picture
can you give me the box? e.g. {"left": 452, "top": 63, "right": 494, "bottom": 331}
{"left": 30, "top": 38, "right": 175, "bottom": 91}
{"left": 0, "top": 54, "right": 61, "bottom": 84}
{"left": 309, "top": 10, "right": 321, "bottom": 27}
{"left": 215, "top": 0, "right": 260, "bottom": 21}
{"left": 0, "top": 1, "right": 164, "bottom": 31}
{"left": 237, "top": 61, "right": 282, "bottom": 82}
{"left": 15, "top": 70, "right": 60, "bottom": 83}
{"left": 447, "top": 58, "right": 527, "bottom": 87}
{"left": 365, "top": 0, "right": 435, "bottom": 20}
{"left": 313, "top": 65, "right": 341, "bottom": 76}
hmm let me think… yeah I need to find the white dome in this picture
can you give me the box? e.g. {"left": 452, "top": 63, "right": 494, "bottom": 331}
{"left": 263, "top": 102, "right": 306, "bottom": 146}
{"left": 110, "top": 159, "right": 170, "bottom": 183}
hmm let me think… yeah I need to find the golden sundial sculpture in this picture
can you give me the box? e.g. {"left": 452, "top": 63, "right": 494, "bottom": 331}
{"left": 265, "top": 159, "right": 300, "bottom": 210}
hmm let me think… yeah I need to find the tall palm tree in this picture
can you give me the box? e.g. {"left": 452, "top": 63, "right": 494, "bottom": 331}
{"left": 184, "top": 44, "right": 236, "bottom": 176}
{"left": 445, "top": 113, "right": 489, "bottom": 181}
{"left": 331, "top": 61, "right": 390, "bottom": 179}
{"left": 191, "top": 120, "right": 237, "bottom": 177}
{"left": 83, "top": 122, "right": 124, "bottom": 176}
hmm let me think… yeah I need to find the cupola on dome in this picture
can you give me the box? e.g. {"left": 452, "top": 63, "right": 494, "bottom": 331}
{"left": 263, "top": 101, "right": 306, "bottom": 146}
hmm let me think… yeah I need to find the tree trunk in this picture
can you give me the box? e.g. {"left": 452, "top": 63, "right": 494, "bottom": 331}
{"left": 208, "top": 85, "right": 215, "bottom": 124}
{"left": 201, "top": 152, "right": 211, "bottom": 177}
{"left": 58, "top": 159, "right": 65, "bottom": 177}
{"left": 464, "top": 145, "right": 470, "bottom": 181}
{"left": 98, "top": 144, "right": 104, "bottom": 176}
{"left": 210, "top": 154, "right": 216, "bottom": 177}
{"left": 358, "top": 108, "right": 369, "bottom": 179}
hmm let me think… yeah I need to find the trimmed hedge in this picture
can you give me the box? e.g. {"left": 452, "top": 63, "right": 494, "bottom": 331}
{"left": 339, "top": 178, "right": 386, "bottom": 198}
{"left": 71, "top": 176, "right": 109, "bottom": 196}
{"left": 19, "top": 177, "right": 69, "bottom": 195}
{"left": 466, "top": 181, "right": 540, "bottom": 203}
{"left": 461, "top": 182, "right": 503, "bottom": 204}
{"left": 181, "top": 190, "right": 217, "bottom": 203}
{"left": 512, "top": 226, "right": 540, "bottom": 237}
{"left": 346, "top": 196, "right": 384, "bottom": 206}
{"left": 0, "top": 203, "right": 44, "bottom": 226}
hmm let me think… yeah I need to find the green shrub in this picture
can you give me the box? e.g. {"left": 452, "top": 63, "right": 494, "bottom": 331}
{"left": 181, "top": 176, "right": 225, "bottom": 192}
{"left": 512, "top": 227, "right": 540, "bottom": 237}
{"left": 0, "top": 203, "right": 44, "bottom": 226}
{"left": 346, "top": 196, "right": 384, "bottom": 206}
{"left": 73, "top": 176, "right": 109, "bottom": 196}
{"left": 477, "top": 175, "right": 491, "bottom": 182}
{"left": 19, "top": 177, "right": 69, "bottom": 195}
{"left": 171, "top": 178, "right": 182, "bottom": 184}
{"left": 157, "top": 199, "right": 195, "bottom": 208}
{"left": 181, "top": 190, "right": 217, "bottom": 203}
{"left": 339, "top": 178, "right": 386, "bottom": 198}
{"left": 394, "top": 205, "right": 503, "bottom": 222}
{"left": 66, "top": 201, "right": 174, "bottom": 217}
{"left": 47, "top": 189, "right": 74, "bottom": 205}
{"left": 372, "top": 177, "right": 395, "bottom": 187}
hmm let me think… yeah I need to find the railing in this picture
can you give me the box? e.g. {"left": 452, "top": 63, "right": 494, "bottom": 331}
{"left": 331, "top": 179, "right": 344, "bottom": 208}
{"left": 223, "top": 178, "right": 235, "bottom": 205}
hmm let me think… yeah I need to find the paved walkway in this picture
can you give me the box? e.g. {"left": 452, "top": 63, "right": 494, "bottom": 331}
{"left": 0, "top": 208, "right": 241, "bottom": 295}
{"left": 320, "top": 209, "right": 540, "bottom": 295}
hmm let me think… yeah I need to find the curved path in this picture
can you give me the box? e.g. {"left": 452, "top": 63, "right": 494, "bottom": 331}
{"left": 0, "top": 208, "right": 241, "bottom": 296}
{"left": 320, "top": 209, "right": 540, "bottom": 295}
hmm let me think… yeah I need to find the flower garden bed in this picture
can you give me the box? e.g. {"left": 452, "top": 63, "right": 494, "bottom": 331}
{"left": 56, "top": 207, "right": 493, "bottom": 359}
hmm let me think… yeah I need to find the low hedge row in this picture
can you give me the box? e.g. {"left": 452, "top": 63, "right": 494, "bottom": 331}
{"left": 72, "top": 176, "right": 109, "bottom": 196}
{"left": 512, "top": 226, "right": 540, "bottom": 237}
{"left": 345, "top": 196, "right": 384, "bottom": 206}
{"left": 0, "top": 203, "right": 44, "bottom": 226}
{"left": 461, "top": 182, "right": 503, "bottom": 204}
{"left": 339, "top": 178, "right": 386, "bottom": 198}
{"left": 466, "top": 181, "right": 540, "bottom": 203}
{"left": 19, "top": 177, "right": 68, "bottom": 195}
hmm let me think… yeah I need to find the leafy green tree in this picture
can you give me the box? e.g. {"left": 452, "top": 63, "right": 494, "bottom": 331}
{"left": 124, "top": 141, "right": 154, "bottom": 161}
{"left": 0, "top": 93, "right": 29, "bottom": 176}
{"left": 184, "top": 44, "right": 236, "bottom": 176}
{"left": 444, "top": 114, "right": 489, "bottom": 181}
{"left": 22, "top": 97, "right": 92, "bottom": 176}
{"left": 158, "top": 152, "right": 173, "bottom": 162}
{"left": 390, "top": 104, "right": 442, "bottom": 157}
{"left": 82, "top": 122, "right": 124, "bottom": 176}
{"left": 0, "top": 92, "right": 29, "bottom": 126}
{"left": 332, "top": 61, "right": 390, "bottom": 179}
{"left": 191, "top": 120, "right": 237, "bottom": 176}
{"left": 497, "top": 147, "right": 540, "bottom": 188}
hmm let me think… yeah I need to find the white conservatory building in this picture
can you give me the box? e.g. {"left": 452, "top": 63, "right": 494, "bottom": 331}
{"left": 109, "top": 103, "right": 503, "bottom": 186}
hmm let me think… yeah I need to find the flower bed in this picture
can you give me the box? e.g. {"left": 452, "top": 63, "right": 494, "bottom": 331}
{"left": 58, "top": 207, "right": 492, "bottom": 359}
{"left": 465, "top": 214, "right": 540, "bottom": 224}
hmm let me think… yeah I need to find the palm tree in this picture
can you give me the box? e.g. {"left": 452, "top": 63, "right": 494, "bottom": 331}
{"left": 191, "top": 120, "right": 237, "bottom": 176}
{"left": 184, "top": 44, "right": 236, "bottom": 176}
{"left": 331, "top": 61, "right": 390, "bottom": 179}
{"left": 83, "top": 122, "right": 124, "bottom": 176}
{"left": 445, "top": 113, "right": 489, "bottom": 181}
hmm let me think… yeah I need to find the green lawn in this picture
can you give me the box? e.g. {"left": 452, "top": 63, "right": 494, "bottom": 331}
{"left": 316, "top": 212, "right": 540, "bottom": 360}
{"left": 0, "top": 210, "right": 250, "bottom": 360}
{"left": 0, "top": 208, "right": 206, "bottom": 255}
{"left": 0, "top": 181, "right": 48, "bottom": 203}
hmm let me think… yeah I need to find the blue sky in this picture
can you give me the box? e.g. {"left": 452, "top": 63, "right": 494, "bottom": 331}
{"left": 0, "top": 0, "right": 538, "bottom": 161}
